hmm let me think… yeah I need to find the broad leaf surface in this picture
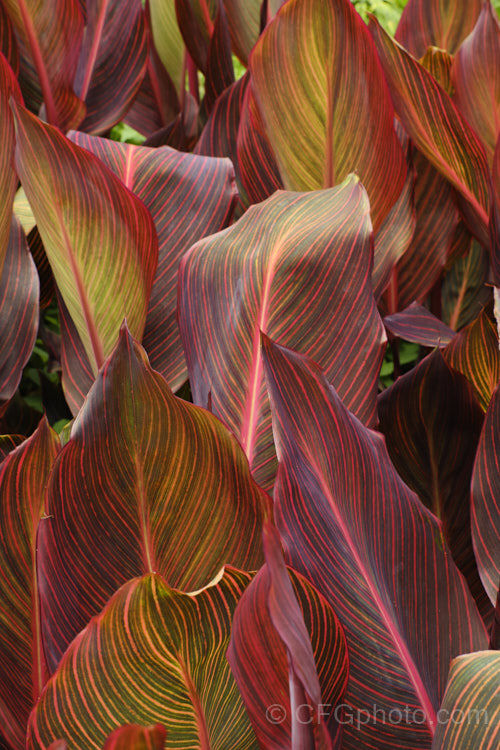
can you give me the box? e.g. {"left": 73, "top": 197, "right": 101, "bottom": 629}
{"left": 0, "top": 218, "right": 39, "bottom": 405}
{"left": 452, "top": 2, "right": 500, "bottom": 166}
{"left": 38, "top": 327, "right": 269, "bottom": 668}
{"left": 28, "top": 571, "right": 257, "bottom": 749}
{"left": 371, "top": 19, "right": 490, "bottom": 246}
{"left": 69, "top": 131, "right": 236, "bottom": 393}
{"left": 0, "top": 435, "right": 24, "bottom": 463}
{"left": 395, "top": 0, "right": 483, "bottom": 58}
{"left": 13, "top": 103, "right": 158, "bottom": 376}
{"left": 103, "top": 725, "right": 166, "bottom": 750}
{"left": 179, "top": 177, "right": 385, "bottom": 491}
{"left": 0, "top": 52, "right": 22, "bottom": 275}
{"left": 263, "top": 337, "right": 488, "bottom": 749}
{"left": 228, "top": 521, "right": 348, "bottom": 748}
{"left": 249, "top": 0, "right": 406, "bottom": 230}
{"left": 73, "top": 0, "right": 148, "bottom": 134}
{"left": 0, "top": 419, "right": 60, "bottom": 750}
{"left": 222, "top": 0, "right": 259, "bottom": 64}
{"left": 3, "top": 0, "right": 84, "bottom": 129}
{"left": 383, "top": 303, "right": 455, "bottom": 347}
{"left": 148, "top": 0, "right": 185, "bottom": 93}
{"left": 442, "top": 239, "right": 491, "bottom": 332}
{"left": 471, "top": 380, "right": 500, "bottom": 604}
{"left": 431, "top": 652, "right": 500, "bottom": 749}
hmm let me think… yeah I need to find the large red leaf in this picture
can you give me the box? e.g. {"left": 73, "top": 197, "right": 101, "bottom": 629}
{"left": 452, "top": 2, "right": 500, "bottom": 166}
{"left": 28, "top": 571, "right": 257, "bottom": 749}
{"left": 73, "top": 0, "right": 148, "bottom": 134}
{"left": 68, "top": 131, "right": 237, "bottom": 394}
{"left": 249, "top": 0, "right": 406, "bottom": 231}
{"left": 383, "top": 303, "right": 455, "bottom": 348}
{"left": 262, "top": 336, "right": 488, "bottom": 749}
{"left": 203, "top": 0, "right": 235, "bottom": 115}
{"left": 0, "top": 218, "right": 39, "bottom": 406}
{"left": 370, "top": 18, "right": 491, "bottom": 247}
{"left": 0, "top": 2, "right": 19, "bottom": 74}
{"left": 103, "top": 725, "right": 166, "bottom": 750}
{"left": 431, "top": 651, "right": 500, "bottom": 750}
{"left": 395, "top": 0, "right": 483, "bottom": 58}
{"left": 38, "top": 326, "right": 269, "bottom": 669}
{"left": 443, "top": 306, "right": 500, "bottom": 411}
{"left": 179, "top": 177, "right": 385, "bottom": 491}
{"left": 471, "top": 380, "right": 500, "bottom": 605}
{"left": 3, "top": 0, "right": 84, "bottom": 129}
{"left": 0, "top": 52, "right": 22, "bottom": 275}
{"left": 13, "top": 103, "right": 158, "bottom": 378}
{"left": 228, "top": 521, "right": 348, "bottom": 749}
{"left": 0, "top": 419, "right": 60, "bottom": 750}
{"left": 378, "top": 349, "right": 489, "bottom": 620}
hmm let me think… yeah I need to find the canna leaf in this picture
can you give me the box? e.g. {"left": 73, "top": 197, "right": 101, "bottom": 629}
{"left": 442, "top": 238, "right": 491, "bottom": 332}
{"left": 249, "top": 0, "right": 406, "bottom": 231}
{"left": 0, "top": 218, "right": 39, "bottom": 406}
{"left": 73, "top": 0, "right": 148, "bottom": 134}
{"left": 0, "top": 435, "right": 24, "bottom": 463}
{"left": 370, "top": 18, "right": 490, "bottom": 247}
{"left": 228, "top": 521, "right": 348, "bottom": 749}
{"left": 452, "top": 2, "right": 500, "bottom": 166}
{"left": 38, "top": 326, "right": 269, "bottom": 669}
{"left": 102, "top": 724, "right": 166, "bottom": 750}
{"left": 222, "top": 0, "right": 260, "bottom": 64}
{"left": 471, "top": 380, "right": 500, "bottom": 604}
{"left": 383, "top": 303, "right": 455, "bottom": 347}
{"left": 0, "top": 419, "right": 60, "bottom": 750}
{"left": 148, "top": 0, "right": 185, "bottom": 94}
{"left": 179, "top": 177, "right": 385, "bottom": 491}
{"left": 0, "top": 52, "right": 22, "bottom": 276}
{"left": 28, "top": 571, "right": 257, "bottom": 749}
{"left": 431, "top": 651, "right": 500, "bottom": 750}
{"left": 395, "top": 0, "right": 483, "bottom": 58}
{"left": 68, "top": 131, "right": 237, "bottom": 394}
{"left": 263, "top": 336, "right": 488, "bottom": 749}
{"left": 3, "top": 0, "right": 84, "bottom": 129}
{"left": 13, "top": 102, "right": 158, "bottom": 377}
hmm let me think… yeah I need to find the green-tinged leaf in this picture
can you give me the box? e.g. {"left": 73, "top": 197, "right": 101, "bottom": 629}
{"left": 28, "top": 571, "right": 257, "bottom": 749}
{"left": 73, "top": 0, "right": 148, "bottom": 134}
{"left": 383, "top": 303, "right": 455, "bottom": 347}
{"left": 452, "top": 2, "right": 500, "bottom": 166}
{"left": 0, "top": 218, "right": 39, "bottom": 405}
{"left": 3, "top": 0, "right": 84, "bottom": 129}
{"left": 0, "top": 419, "right": 60, "bottom": 750}
{"left": 471, "top": 380, "right": 500, "bottom": 604}
{"left": 103, "top": 724, "right": 166, "bottom": 750}
{"left": 179, "top": 178, "right": 385, "bottom": 491}
{"left": 378, "top": 349, "right": 490, "bottom": 620}
{"left": 419, "top": 47, "right": 454, "bottom": 94}
{"left": 443, "top": 307, "right": 500, "bottom": 411}
{"left": 222, "top": 0, "right": 260, "bottom": 64}
{"left": 442, "top": 237, "right": 491, "bottom": 332}
{"left": 13, "top": 103, "right": 158, "bottom": 377}
{"left": 38, "top": 326, "right": 269, "bottom": 668}
{"left": 0, "top": 53, "right": 22, "bottom": 276}
{"left": 13, "top": 186, "right": 35, "bottom": 236}
{"left": 395, "top": 0, "right": 483, "bottom": 58}
{"left": 370, "top": 18, "right": 490, "bottom": 246}
{"left": 263, "top": 336, "right": 488, "bottom": 749}
{"left": 431, "top": 652, "right": 500, "bottom": 750}
{"left": 146, "top": 0, "right": 185, "bottom": 93}
{"left": 68, "top": 129, "right": 236, "bottom": 397}
{"left": 228, "top": 521, "right": 348, "bottom": 748}
{"left": 250, "top": 0, "right": 406, "bottom": 230}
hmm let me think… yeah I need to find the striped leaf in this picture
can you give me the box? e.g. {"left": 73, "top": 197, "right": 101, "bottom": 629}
{"left": 262, "top": 336, "right": 488, "bottom": 749}
{"left": 13, "top": 103, "right": 158, "bottom": 377}
{"left": 148, "top": 0, "right": 185, "bottom": 94}
{"left": 0, "top": 2, "right": 18, "bottom": 74}
{"left": 491, "top": 137, "right": 500, "bottom": 285}
{"left": 38, "top": 326, "right": 269, "bottom": 669}
{"left": 2, "top": 0, "right": 84, "bottom": 130}
{"left": 68, "top": 131, "right": 237, "bottom": 393}
{"left": 419, "top": 47, "right": 454, "bottom": 94}
{"left": 73, "top": 0, "right": 148, "bottom": 134}
{"left": 0, "top": 419, "right": 60, "bottom": 750}
{"left": 103, "top": 725, "right": 166, "bottom": 750}
{"left": 228, "top": 521, "right": 348, "bottom": 749}
{"left": 378, "top": 349, "right": 489, "bottom": 620}
{"left": 57, "top": 293, "right": 94, "bottom": 416}
{"left": 0, "top": 435, "right": 24, "bottom": 463}
{"left": 178, "top": 177, "right": 385, "bottom": 491}
{"left": 0, "top": 218, "right": 39, "bottom": 406}
{"left": 452, "top": 2, "right": 500, "bottom": 166}
{"left": 471, "top": 380, "right": 500, "bottom": 604}
{"left": 0, "top": 53, "right": 22, "bottom": 276}
{"left": 443, "top": 307, "right": 500, "bottom": 411}
{"left": 370, "top": 19, "right": 491, "bottom": 247}
{"left": 395, "top": 0, "right": 483, "bottom": 58}
{"left": 249, "top": 0, "right": 406, "bottom": 231}
{"left": 383, "top": 303, "right": 455, "bottom": 347}
{"left": 28, "top": 570, "right": 257, "bottom": 749}
{"left": 222, "top": 0, "right": 259, "bottom": 64}
{"left": 203, "top": 1, "right": 234, "bottom": 115}
{"left": 442, "top": 239, "right": 491, "bottom": 332}
{"left": 431, "top": 651, "right": 500, "bottom": 750}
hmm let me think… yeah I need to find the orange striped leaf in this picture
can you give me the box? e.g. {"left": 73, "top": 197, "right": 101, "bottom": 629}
{"left": 38, "top": 326, "right": 269, "bottom": 669}
{"left": 395, "top": 0, "right": 483, "bottom": 58}
{"left": 103, "top": 725, "right": 166, "bottom": 750}
{"left": 178, "top": 177, "right": 385, "bottom": 491}
{"left": 0, "top": 52, "right": 22, "bottom": 276}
